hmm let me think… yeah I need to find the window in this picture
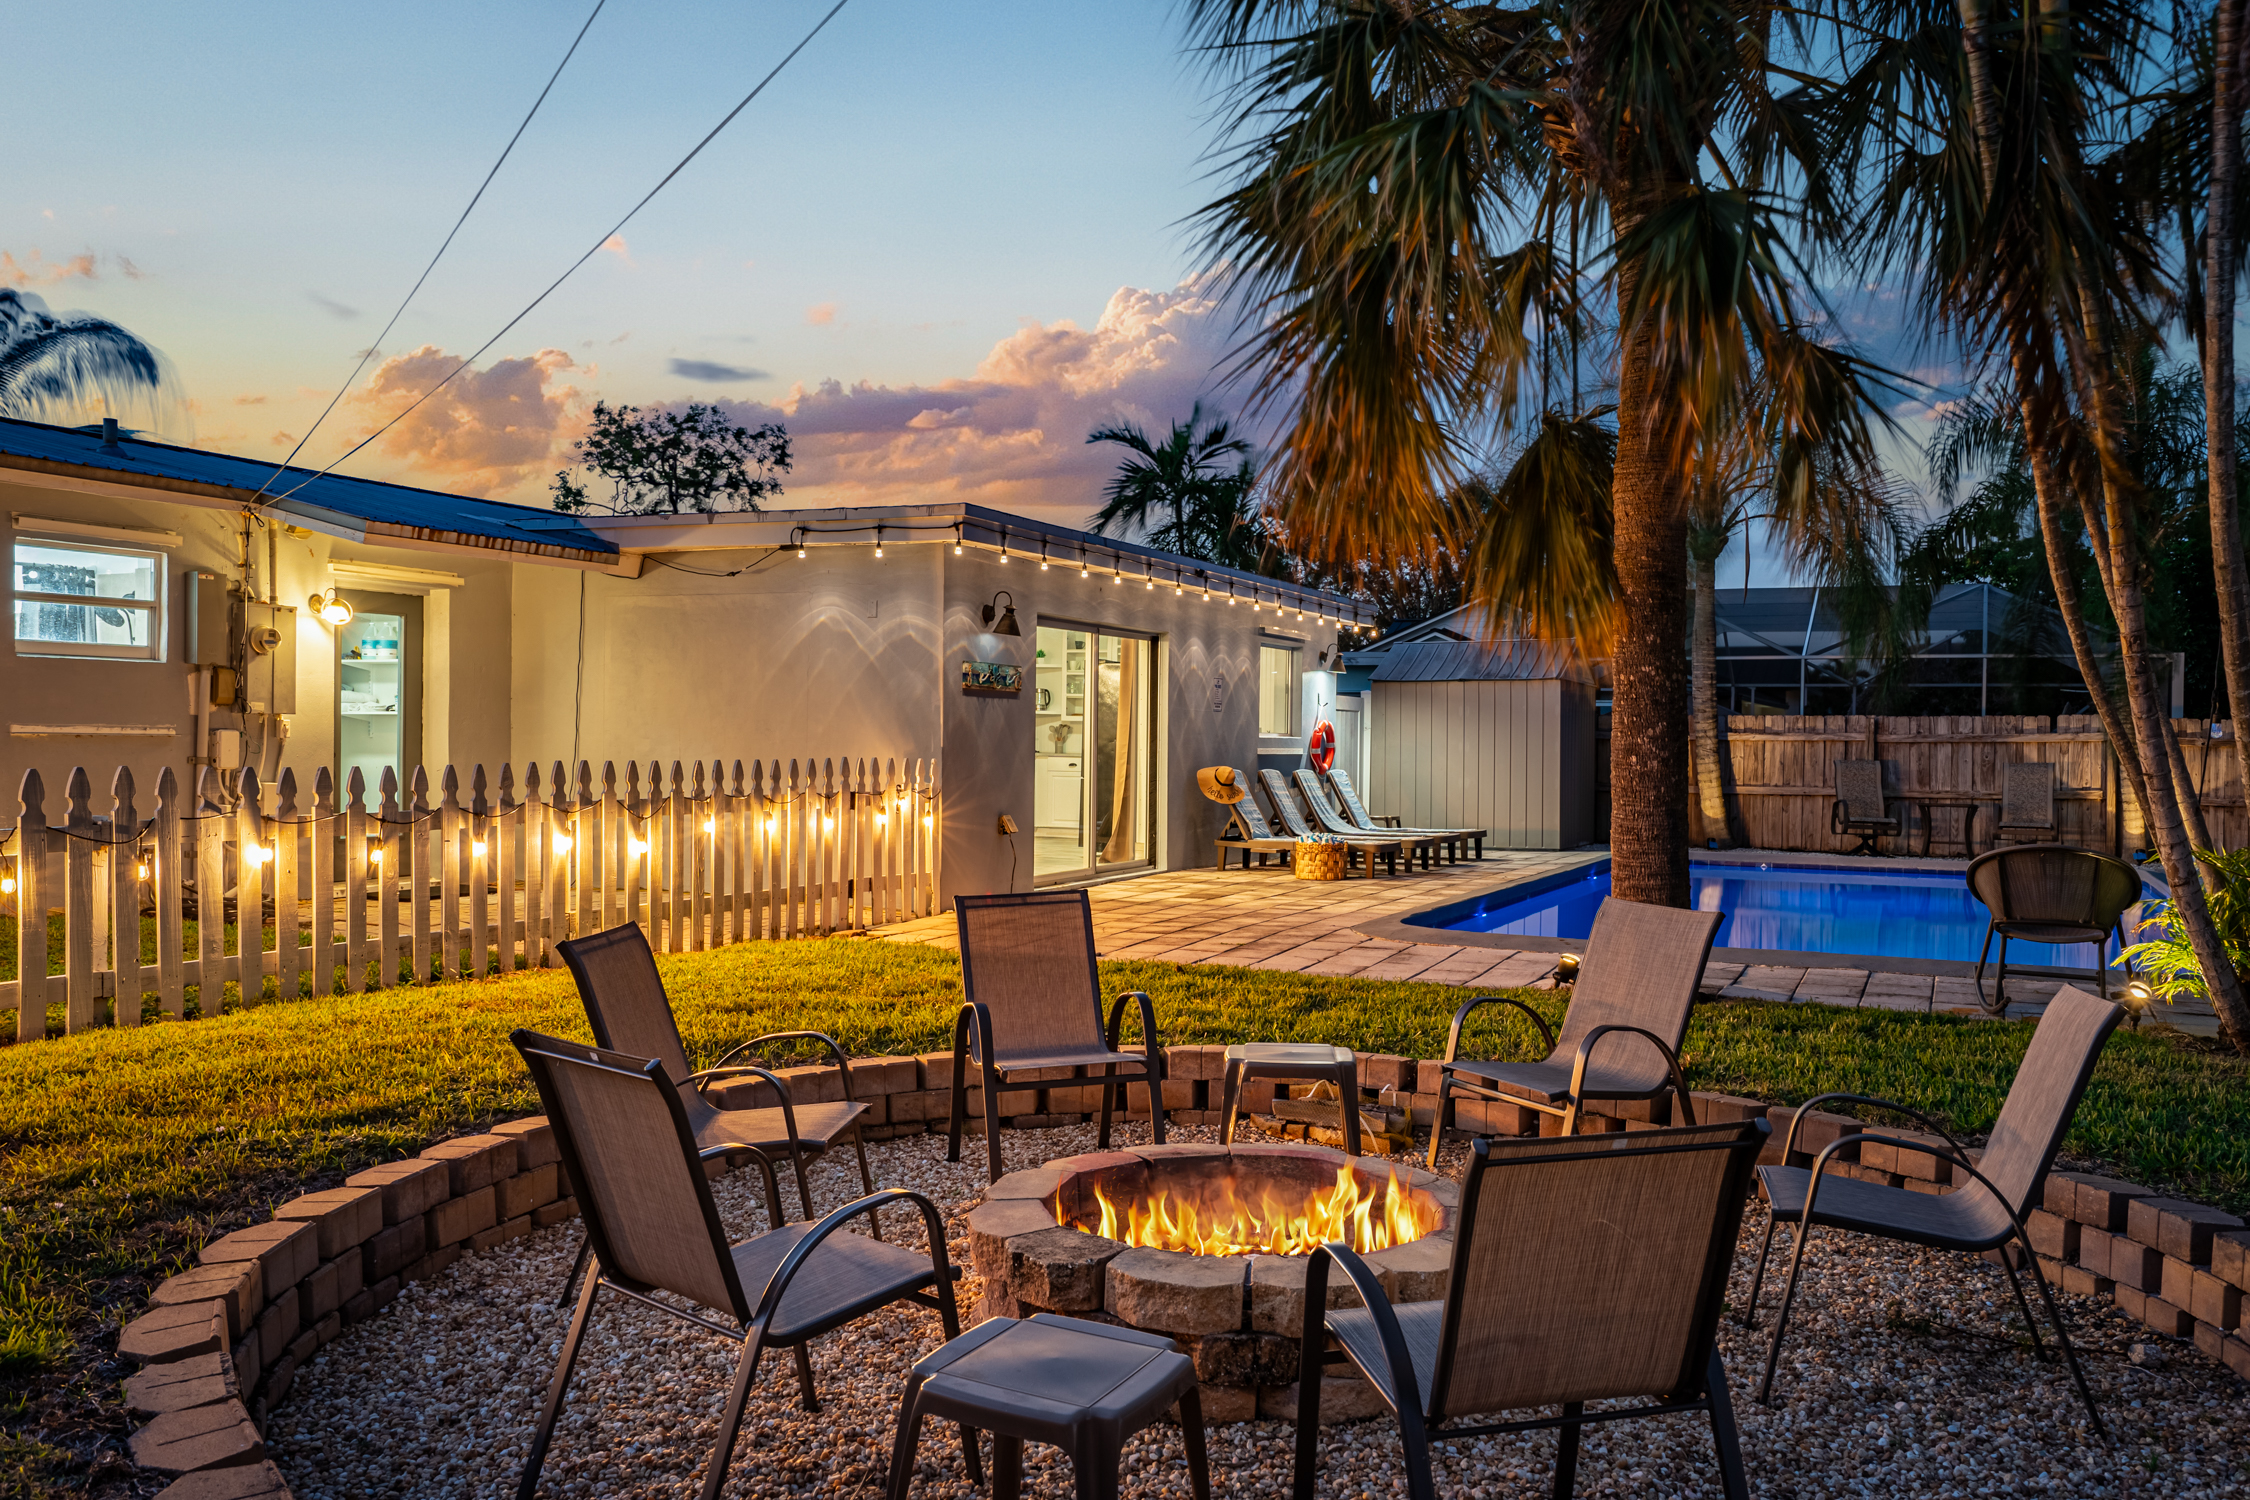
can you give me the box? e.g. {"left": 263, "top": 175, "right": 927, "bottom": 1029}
{"left": 1258, "top": 644, "right": 1298, "bottom": 735}
{"left": 11, "top": 539, "right": 164, "bottom": 660}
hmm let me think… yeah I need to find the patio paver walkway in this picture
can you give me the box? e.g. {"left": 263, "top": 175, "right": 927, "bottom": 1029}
{"left": 872, "top": 852, "right": 2096, "bottom": 1022}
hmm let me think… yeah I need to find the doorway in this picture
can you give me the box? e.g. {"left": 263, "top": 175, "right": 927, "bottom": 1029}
{"left": 334, "top": 590, "right": 423, "bottom": 796}
{"left": 1033, "top": 624, "right": 1154, "bottom": 881}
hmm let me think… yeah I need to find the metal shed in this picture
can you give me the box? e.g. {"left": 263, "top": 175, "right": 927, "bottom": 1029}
{"left": 1364, "top": 638, "right": 1598, "bottom": 850}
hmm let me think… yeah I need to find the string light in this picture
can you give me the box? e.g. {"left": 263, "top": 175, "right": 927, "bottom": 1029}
{"left": 1, "top": 876, "right": 15, "bottom": 894}
{"left": 953, "top": 523, "right": 963, "bottom": 556}
{"left": 922, "top": 814, "right": 933, "bottom": 828}
{"left": 628, "top": 836, "right": 649, "bottom": 855}
{"left": 552, "top": 835, "right": 573, "bottom": 855}
{"left": 765, "top": 816, "right": 777, "bottom": 832}
{"left": 822, "top": 815, "right": 835, "bottom": 831}
{"left": 471, "top": 840, "right": 487, "bottom": 857}
{"left": 702, "top": 817, "right": 716, "bottom": 833}
{"left": 873, "top": 525, "right": 884, "bottom": 559}
{"left": 874, "top": 812, "right": 887, "bottom": 827}
{"left": 137, "top": 861, "right": 150, "bottom": 879}
{"left": 369, "top": 847, "right": 385, "bottom": 865}
{"left": 1040, "top": 541, "right": 1050, "bottom": 571}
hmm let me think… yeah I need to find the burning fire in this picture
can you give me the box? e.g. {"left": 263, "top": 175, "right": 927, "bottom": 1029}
{"left": 1075, "top": 1165, "right": 1431, "bottom": 1257}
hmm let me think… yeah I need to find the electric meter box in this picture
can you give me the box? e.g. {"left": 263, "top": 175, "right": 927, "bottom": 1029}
{"left": 244, "top": 601, "right": 297, "bottom": 714}
{"left": 185, "top": 570, "right": 230, "bottom": 666}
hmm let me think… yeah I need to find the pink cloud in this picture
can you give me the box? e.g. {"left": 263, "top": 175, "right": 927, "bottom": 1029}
{"left": 342, "top": 345, "right": 584, "bottom": 494}
{"left": 0, "top": 250, "right": 98, "bottom": 287}
{"left": 805, "top": 302, "right": 837, "bottom": 326}
{"left": 714, "top": 272, "right": 1251, "bottom": 528}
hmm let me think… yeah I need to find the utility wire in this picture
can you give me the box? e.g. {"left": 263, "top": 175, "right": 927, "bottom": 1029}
{"left": 249, "top": 0, "right": 609, "bottom": 505}
{"left": 264, "top": 0, "right": 853, "bottom": 510}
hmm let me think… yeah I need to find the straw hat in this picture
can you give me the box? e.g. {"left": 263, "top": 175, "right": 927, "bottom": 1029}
{"left": 1196, "top": 766, "right": 1246, "bottom": 804}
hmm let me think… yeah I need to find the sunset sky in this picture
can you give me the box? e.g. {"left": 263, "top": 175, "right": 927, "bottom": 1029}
{"left": 5, "top": 0, "right": 1914, "bottom": 578}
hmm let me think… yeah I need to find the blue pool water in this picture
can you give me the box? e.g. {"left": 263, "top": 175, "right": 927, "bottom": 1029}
{"left": 1436, "top": 861, "right": 2154, "bottom": 967}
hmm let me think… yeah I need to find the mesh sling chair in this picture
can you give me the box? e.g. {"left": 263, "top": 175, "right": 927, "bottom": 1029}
{"left": 1293, "top": 1119, "right": 1770, "bottom": 1500}
{"left": 1256, "top": 768, "right": 1404, "bottom": 877}
{"left": 1293, "top": 769, "right": 1450, "bottom": 865}
{"left": 1995, "top": 761, "right": 2059, "bottom": 844}
{"left": 1830, "top": 759, "right": 1900, "bottom": 856}
{"left": 510, "top": 1030, "right": 970, "bottom": 1500}
{"left": 1965, "top": 845, "right": 2142, "bottom": 1013}
{"left": 950, "top": 890, "right": 1169, "bottom": 1182}
{"left": 1426, "top": 899, "right": 1720, "bottom": 1169}
{"left": 556, "top": 923, "right": 880, "bottom": 1304}
{"left": 1743, "top": 985, "right": 2122, "bottom": 1440}
{"left": 1324, "top": 767, "right": 1486, "bottom": 860}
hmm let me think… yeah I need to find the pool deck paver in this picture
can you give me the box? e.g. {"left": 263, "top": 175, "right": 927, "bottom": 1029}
{"left": 871, "top": 849, "right": 2145, "bottom": 1024}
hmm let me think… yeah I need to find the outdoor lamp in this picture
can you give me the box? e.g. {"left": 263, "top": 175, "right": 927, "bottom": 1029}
{"left": 309, "top": 588, "right": 354, "bottom": 627}
{"left": 981, "top": 591, "right": 1021, "bottom": 636}
{"left": 2125, "top": 978, "right": 2154, "bottom": 1010}
{"left": 874, "top": 526, "right": 884, "bottom": 559}
{"left": 1554, "top": 952, "right": 1582, "bottom": 985}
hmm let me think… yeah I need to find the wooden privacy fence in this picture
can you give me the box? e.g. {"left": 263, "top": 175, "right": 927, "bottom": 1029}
{"left": 0, "top": 754, "right": 940, "bottom": 1041}
{"left": 1708, "top": 713, "right": 2250, "bottom": 856}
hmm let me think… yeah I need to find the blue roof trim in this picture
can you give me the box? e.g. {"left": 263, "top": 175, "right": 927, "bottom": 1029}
{"left": 0, "top": 417, "right": 616, "bottom": 560}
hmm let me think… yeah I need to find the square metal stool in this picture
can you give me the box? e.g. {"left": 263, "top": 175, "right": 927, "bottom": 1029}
{"left": 1218, "top": 1042, "right": 1362, "bottom": 1156}
{"left": 886, "top": 1313, "right": 1210, "bottom": 1500}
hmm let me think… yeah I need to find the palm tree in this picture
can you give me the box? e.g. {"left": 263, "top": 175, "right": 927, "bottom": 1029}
{"left": 1185, "top": 0, "right": 1897, "bottom": 906}
{"left": 0, "top": 290, "right": 168, "bottom": 422}
{"left": 1852, "top": 0, "right": 2250, "bottom": 1047}
{"left": 1087, "top": 404, "right": 1281, "bottom": 568}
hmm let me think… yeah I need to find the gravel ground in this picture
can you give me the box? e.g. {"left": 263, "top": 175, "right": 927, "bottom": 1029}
{"left": 269, "top": 1124, "right": 2250, "bottom": 1499}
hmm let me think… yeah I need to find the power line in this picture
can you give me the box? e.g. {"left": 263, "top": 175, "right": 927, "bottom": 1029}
{"left": 249, "top": 0, "right": 609, "bottom": 505}
{"left": 263, "top": 0, "right": 853, "bottom": 510}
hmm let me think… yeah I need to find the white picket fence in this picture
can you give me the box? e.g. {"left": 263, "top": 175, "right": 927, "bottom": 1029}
{"left": 1, "top": 755, "right": 941, "bottom": 1041}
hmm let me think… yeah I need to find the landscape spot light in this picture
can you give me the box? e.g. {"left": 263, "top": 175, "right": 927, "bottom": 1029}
{"left": 1554, "top": 952, "right": 1582, "bottom": 985}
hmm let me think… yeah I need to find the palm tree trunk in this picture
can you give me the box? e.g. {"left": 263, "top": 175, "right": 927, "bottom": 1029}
{"left": 2071, "top": 304, "right": 2250, "bottom": 1049}
{"left": 1609, "top": 235, "right": 1693, "bottom": 907}
{"left": 1691, "top": 547, "right": 1740, "bottom": 848}
{"left": 2210, "top": 0, "right": 2250, "bottom": 731}
{"left": 2018, "top": 398, "right": 2158, "bottom": 835}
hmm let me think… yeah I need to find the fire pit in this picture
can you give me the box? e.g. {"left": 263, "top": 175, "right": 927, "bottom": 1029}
{"left": 966, "top": 1143, "right": 1458, "bottom": 1423}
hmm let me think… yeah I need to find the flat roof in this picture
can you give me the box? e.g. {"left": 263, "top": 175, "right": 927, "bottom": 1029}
{"left": 0, "top": 417, "right": 619, "bottom": 565}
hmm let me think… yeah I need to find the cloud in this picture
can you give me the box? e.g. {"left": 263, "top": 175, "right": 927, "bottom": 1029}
{"left": 703, "top": 272, "right": 1250, "bottom": 527}
{"left": 118, "top": 256, "right": 148, "bottom": 281}
{"left": 234, "top": 394, "right": 267, "bottom": 406}
{"left": 308, "top": 292, "right": 359, "bottom": 319}
{"left": 0, "top": 250, "right": 98, "bottom": 287}
{"left": 602, "top": 235, "right": 631, "bottom": 264}
{"left": 343, "top": 344, "right": 583, "bottom": 495}
{"left": 805, "top": 302, "right": 837, "bottom": 326}
{"left": 668, "top": 358, "right": 768, "bottom": 383}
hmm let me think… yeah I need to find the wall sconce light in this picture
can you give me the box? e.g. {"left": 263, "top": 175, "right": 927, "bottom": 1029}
{"left": 981, "top": 591, "right": 1021, "bottom": 636}
{"left": 308, "top": 588, "right": 354, "bottom": 626}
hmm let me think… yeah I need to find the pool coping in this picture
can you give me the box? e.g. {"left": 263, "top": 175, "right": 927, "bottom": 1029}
{"left": 1356, "top": 848, "right": 2137, "bottom": 982}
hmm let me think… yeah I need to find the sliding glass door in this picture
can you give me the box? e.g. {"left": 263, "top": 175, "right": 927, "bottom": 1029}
{"left": 1033, "top": 624, "right": 1154, "bottom": 881}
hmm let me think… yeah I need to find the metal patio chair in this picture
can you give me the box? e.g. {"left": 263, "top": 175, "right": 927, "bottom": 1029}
{"left": 556, "top": 923, "right": 879, "bottom": 1303}
{"left": 1427, "top": 897, "right": 1720, "bottom": 1167}
{"left": 1830, "top": 759, "right": 1901, "bottom": 856}
{"left": 1293, "top": 769, "right": 1451, "bottom": 865}
{"left": 510, "top": 1029, "right": 968, "bottom": 1500}
{"left": 1256, "top": 768, "right": 1405, "bottom": 877}
{"left": 1203, "top": 766, "right": 1301, "bottom": 870}
{"left": 1743, "top": 984, "right": 2121, "bottom": 1440}
{"left": 1324, "top": 767, "right": 1487, "bottom": 860}
{"left": 949, "top": 890, "right": 1168, "bottom": 1182}
{"left": 1994, "top": 761, "right": 2059, "bottom": 845}
{"left": 1965, "top": 845, "right": 2141, "bottom": 1013}
{"left": 1292, "top": 1119, "right": 1769, "bottom": 1500}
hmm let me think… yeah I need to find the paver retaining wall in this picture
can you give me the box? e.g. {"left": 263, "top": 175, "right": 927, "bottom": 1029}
{"left": 113, "top": 1046, "right": 2250, "bottom": 1498}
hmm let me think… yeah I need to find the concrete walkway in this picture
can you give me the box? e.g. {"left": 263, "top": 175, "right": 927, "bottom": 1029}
{"left": 872, "top": 850, "right": 2126, "bottom": 1022}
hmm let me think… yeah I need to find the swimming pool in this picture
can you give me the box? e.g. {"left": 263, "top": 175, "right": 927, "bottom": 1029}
{"left": 1430, "top": 860, "right": 2155, "bottom": 967}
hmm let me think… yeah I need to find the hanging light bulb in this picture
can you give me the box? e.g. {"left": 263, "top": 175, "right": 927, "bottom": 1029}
{"left": 822, "top": 814, "right": 835, "bottom": 831}
{"left": 1, "top": 875, "right": 15, "bottom": 894}
{"left": 702, "top": 817, "right": 716, "bottom": 833}
{"left": 137, "top": 861, "right": 150, "bottom": 880}
{"left": 953, "top": 524, "right": 964, "bottom": 556}
{"left": 922, "top": 813, "right": 933, "bottom": 828}
{"left": 471, "top": 840, "right": 487, "bottom": 857}
{"left": 552, "top": 835, "right": 573, "bottom": 855}
{"left": 874, "top": 525, "right": 884, "bottom": 559}
{"left": 874, "top": 811, "right": 888, "bottom": 827}
{"left": 628, "top": 836, "right": 650, "bottom": 855}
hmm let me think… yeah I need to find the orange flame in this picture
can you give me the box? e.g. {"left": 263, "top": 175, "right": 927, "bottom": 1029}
{"left": 1077, "top": 1165, "right": 1430, "bottom": 1256}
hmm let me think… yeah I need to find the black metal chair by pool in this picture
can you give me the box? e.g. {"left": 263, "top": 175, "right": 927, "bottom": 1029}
{"left": 1964, "top": 845, "right": 2142, "bottom": 1013}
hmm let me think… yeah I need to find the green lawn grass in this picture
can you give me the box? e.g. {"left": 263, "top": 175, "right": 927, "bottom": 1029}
{"left": 1, "top": 936, "right": 2245, "bottom": 1493}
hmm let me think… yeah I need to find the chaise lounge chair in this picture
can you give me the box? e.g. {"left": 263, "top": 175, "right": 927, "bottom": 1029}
{"left": 1256, "top": 768, "right": 1405, "bottom": 877}
{"left": 1293, "top": 769, "right": 1448, "bottom": 867}
{"left": 1324, "top": 768, "right": 1485, "bottom": 860}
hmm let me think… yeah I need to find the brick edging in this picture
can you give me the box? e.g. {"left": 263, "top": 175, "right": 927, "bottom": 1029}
{"left": 111, "top": 1047, "right": 2250, "bottom": 1497}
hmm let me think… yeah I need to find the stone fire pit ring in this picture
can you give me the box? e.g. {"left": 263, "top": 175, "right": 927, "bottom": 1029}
{"left": 965, "top": 1143, "right": 1459, "bottom": 1423}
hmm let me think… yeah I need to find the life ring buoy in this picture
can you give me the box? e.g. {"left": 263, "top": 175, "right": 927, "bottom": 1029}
{"left": 1308, "top": 720, "right": 1336, "bottom": 774}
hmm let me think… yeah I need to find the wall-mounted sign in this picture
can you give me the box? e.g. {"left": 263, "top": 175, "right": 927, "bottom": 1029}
{"left": 1209, "top": 674, "right": 1229, "bottom": 713}
{"left": 961, "top": 660, "right": 1024, "bottom": 695}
